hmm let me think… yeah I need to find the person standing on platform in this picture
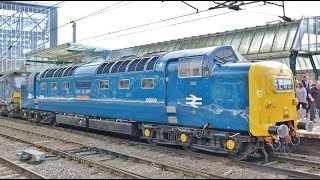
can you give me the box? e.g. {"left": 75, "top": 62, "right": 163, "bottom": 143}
{"left": 306, "top": 81, "right": 313, "bottom": 117}
{"left": 302, "top": 75, "right": 308, "bottom": 88}
{"left": 296, "top": 82, "right": 307, "bottom": 110}
{"left": 308, "top": 81, "right": 320, "bottom": 123}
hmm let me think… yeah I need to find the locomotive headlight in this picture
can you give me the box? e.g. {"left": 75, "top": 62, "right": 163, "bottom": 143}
{"left": 226, "top": 139, "right": 235, "bottom": 150}
{"left": 144, "top": 129, "right": 151, "bottom": 137}
{"left": 284, "top": 107, "right": 289, "bottom": 115}
{"left": 180, "top": 133, "right": 188, "bottom": 143}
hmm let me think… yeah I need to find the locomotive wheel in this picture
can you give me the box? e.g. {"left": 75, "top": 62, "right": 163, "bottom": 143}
{"left": 227, "top": 142, "right": 249, "bottom": 161}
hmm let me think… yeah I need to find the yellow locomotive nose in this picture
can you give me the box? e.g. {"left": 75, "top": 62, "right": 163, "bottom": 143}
{"left": 292, "top": 98, "right": 299, "bottom": 106}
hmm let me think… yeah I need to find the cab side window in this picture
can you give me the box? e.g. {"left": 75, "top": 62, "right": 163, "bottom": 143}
{"left": 178, "top": 56, "right": 203, "bottom": 78}
{"left": 213, "top": 48, "right": 236, "bottom": 64}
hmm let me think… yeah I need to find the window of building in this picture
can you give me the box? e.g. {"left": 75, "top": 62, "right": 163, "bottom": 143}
{"left": 178, "top": 56, "right": 203, "bottom": 78}
{"left": 40, "top": 82, "right": 46, "bottom": 90}
{"left": 63, "top": 82, "right": 70, "bottom": 90}
{"left": 141, "top": 78, "right": 154, "bottom": 89}
{"left": 99, "top": 80, "right": 109, "bottom": 89}
{"left": 51, "top": 82, "right": 57, "bottom": 90}
{"left": 119, "top": 79, "right": 130, "bottom": 89}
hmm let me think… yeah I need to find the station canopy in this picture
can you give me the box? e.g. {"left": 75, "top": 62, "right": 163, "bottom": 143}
{"left": 25, "top": 42, "right": 110, "bottom": 72}
{"left": 107, "top": 16, "right": 320, "bottom": 78}
{"left": 25, "top": 16, "right": 320, "bottom": 78}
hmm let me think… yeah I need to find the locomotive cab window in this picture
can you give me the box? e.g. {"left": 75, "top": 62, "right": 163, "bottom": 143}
{"left": 213, "top": 48, "right": 236, "bottom": 64}
{"left": 119, "top": 79, "right": 130, "bottom": 89}
{"left": 100, "top": 80, "right": 109, "bottom": 89}
{"left": 274, "top": 78, "right": 293, "bottom": 92}
{"left": 51, "top": 82, "right": 57, "bottom": 90}
{"left": 178, "top": 56, "right": 203, "bottom": 78}
{"left": 141, "top": 78, "right": 154, "bottom": 89}
{"left": 40, "top": 82, "right": 46, "bottom": 90}
{"left": 63, "top": 82, "right": 70, "bottom": 90}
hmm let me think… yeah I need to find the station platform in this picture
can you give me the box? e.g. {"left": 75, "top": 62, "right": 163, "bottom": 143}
{"left": 296, "top": 110, "right": 320, "bottom": 139}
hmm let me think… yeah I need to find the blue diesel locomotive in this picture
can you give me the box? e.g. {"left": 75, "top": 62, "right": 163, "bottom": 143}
{"left": 20, "top": 45, "right": 311, "bottom": 161}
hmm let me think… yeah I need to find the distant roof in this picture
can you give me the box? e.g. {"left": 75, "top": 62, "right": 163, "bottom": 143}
{"left": 6, "top": 1, "right": 53, "bottom": 9}
{"left": 26, "top": 42, "right": 111, "bottom": 63}
{"left": 108, "top": 16, "right": 320, "bottom": 61}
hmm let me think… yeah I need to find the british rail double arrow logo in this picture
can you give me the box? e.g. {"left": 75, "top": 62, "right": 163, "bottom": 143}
{"left": 186, "top": 94, "right": 202, "bottom": 108}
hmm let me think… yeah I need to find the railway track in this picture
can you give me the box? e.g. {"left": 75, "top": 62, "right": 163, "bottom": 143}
{"left": 0, "top": 120, "right": 226, "bottom": 179}
{"left": 0, "top": 155, "right": 46, "bottom": 179}
{"left": 1, "top": 117, "right": 320, "bottom": 179}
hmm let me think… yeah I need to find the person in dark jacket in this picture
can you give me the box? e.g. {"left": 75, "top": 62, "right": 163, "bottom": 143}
{"left": 308, "top": 81, "right": 320, "bottom": 123}
{"left": 302, "top": 75, "right": 308, "bottom": 88}
{"left": 306, "top": 80, "right": 312, "bottom": 117}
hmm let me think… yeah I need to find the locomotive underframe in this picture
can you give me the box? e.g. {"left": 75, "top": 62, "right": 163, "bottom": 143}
{"left": 22, "top": 108, "right": 275, "bottom": 161}
{"left": 139, "top": 123, "right": 263, "bottom": 157}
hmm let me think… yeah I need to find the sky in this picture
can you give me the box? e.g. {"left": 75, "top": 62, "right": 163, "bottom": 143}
{"left": 38, "top": 1, "right": 320, "bottom": 50}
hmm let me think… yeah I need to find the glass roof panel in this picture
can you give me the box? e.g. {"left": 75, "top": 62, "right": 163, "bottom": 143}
{"left": 272, "top": 24, "right": 290, "bottom": 51}
{"left": 196, "top": 36, "right": 208, "bottom": 48}
{"left": 212, "top": 34, "right": 223, "bottom": 46}
{"left": 144, "top": 44, "right": 155, "bottom": 54}
{"left": 248, "top": 28, "right": 265, "bottom": 54}
{"left": 180, "top": 38, "right": 192, "bottom": 50}
{"left": 166, "top": 41, "right": 177, "bottom": 51}
{"left": 313, "top": 55, "right": 320, "bottom": 69}
{"left": 188, "top": 38, "right": 200, "bottom": 49}
{"left": 204, "top": 35, "right": 215, "bottom": 47}
{"left": 305, "top": 57, "right": 313, "bottom": 70}
{"left": 260, "top": 26, "right": 277, "bottom": 53}
{"left": 222, "top": 32, "right": 234, "bottom": 45}
{"left": 160, "top": 42, "right": 171, "bottom": 52}
{"left": 290, "top": 21, "right": 304, "bottom": 51}
{"left": 238, "top": 29, "right": 254, "bottom": 54}
{"left": 154, "top": 42, "right": 164, "bottom": 52}
{"left": 296, "top": 56, "right": 303, "bottom": 70}
{"left": 230, "top": 31, "right": 243, "bottom": 50}
{"left": 173, "top": 39, "right": 184, "bottom": 51}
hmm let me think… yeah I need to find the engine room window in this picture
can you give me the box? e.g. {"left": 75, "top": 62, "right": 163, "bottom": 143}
{"left": 100, "top": 80, "right": 109, "bottom": 89}
{"left": 51, "top": 82, "right": 57, "bottom": 90}
{"left": 178, "top": 56, "right": 203, "bottom": 77}
{"left": 141, "top": 78, "right": 154, "bottom": 89}
{"left": 40, "top": 82, "right": 46, "bottom": 90}
{"left": 63, "top": 82, "right": 70, "bottom": 90}
{"left": 119, "top": 79, "right": 130, "bottom": 89}
{"left": 274, "top": 78, "right": 293, "bottom": 92}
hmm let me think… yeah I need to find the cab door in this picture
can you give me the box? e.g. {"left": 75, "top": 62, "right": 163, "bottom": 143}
{"left": 165, "top": 58, "right": 179, "bottom": 124}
